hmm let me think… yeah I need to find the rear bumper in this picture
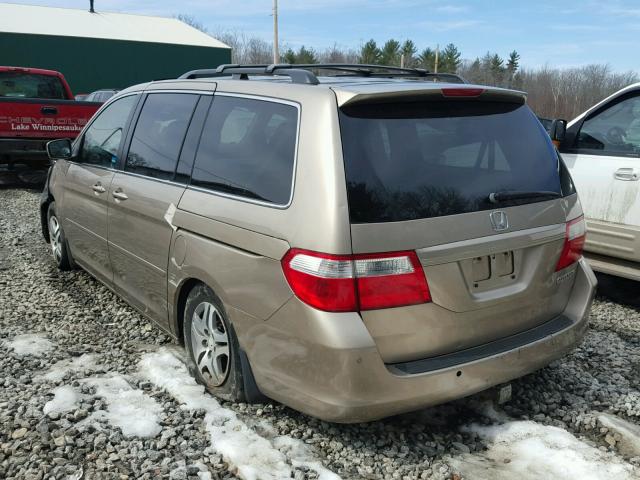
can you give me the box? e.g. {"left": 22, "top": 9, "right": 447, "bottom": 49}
{"left": 246, "top": 258, "right": 597, "bottom": 422}
{"left": 0, "top": 138, "right": 51, "bottom": 163}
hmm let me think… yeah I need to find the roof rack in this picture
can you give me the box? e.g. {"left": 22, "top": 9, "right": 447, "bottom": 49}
{"left": 179, "top": 64, "right": 466, "bottom": 85}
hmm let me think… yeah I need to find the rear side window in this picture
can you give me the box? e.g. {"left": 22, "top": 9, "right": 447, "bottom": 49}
{"left": 0, "top": 71, "right": 66, "bottom": 99}
{"left": 126, "top": 93, "right": 199, "bottom": 180}
{"left": 191, "top": 95, "right": 298, "bottom": 205}
{"left": 339, "top": 101, "right": 562, "bottom": 223}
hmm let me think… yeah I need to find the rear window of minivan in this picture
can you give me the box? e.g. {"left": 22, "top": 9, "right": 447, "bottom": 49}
{"left": 339, "top": 100, "right": 562, "bottom": 223}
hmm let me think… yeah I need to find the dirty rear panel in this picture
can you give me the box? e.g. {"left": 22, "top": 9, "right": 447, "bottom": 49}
{"left": 338, "top": 91, "right": 582, "bottom": 364}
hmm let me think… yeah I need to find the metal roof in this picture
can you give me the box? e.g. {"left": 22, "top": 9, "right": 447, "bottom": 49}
{"left": 0, "top": 3, "right": 230, "bottom": 49}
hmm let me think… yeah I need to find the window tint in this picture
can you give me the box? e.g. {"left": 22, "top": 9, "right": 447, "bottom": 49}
{"left": 126, "top": 93, "right": 199, "bottom": 180}
{"left": 79, "top": 95, "right": 137, "bottom": 167}
{"left": 575, "top": 94, "right": 640, "bottom": 155}
{"left": 339, "top": 101, "right": 561, "bottom": 223}
{"left": 0, "top": 71, "right": 66, "bottom": 99}
{"left": 192, "top": 96, "right": 298, "bottom": 205}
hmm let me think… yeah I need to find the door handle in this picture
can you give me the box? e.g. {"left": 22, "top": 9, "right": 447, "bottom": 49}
{"left": 614, "top": 168, "right": 639, "bottom": 181}
{"left": 41, "top": 106, "right": 58, "bottom": 115}
{"left": 92, "top": 183, "right": 106, "bottom": 194}
{"left": 112, "top": 189, "right": 128, "bottom": 201}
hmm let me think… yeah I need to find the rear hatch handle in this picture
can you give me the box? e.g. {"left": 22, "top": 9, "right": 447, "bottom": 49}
{"left": 41, "top": 106, "right": 58, "bottom": 115}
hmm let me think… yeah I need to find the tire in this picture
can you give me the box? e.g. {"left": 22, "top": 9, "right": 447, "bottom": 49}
{"left": 47, "top": 202, "right": 72, "bottom": 271}
{"left": 184, "top": 283, "right": 246, "bottom": 402}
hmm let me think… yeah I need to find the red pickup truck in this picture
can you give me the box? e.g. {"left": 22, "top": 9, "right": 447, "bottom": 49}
{"left": 0, "top": 66, "right": 101, "bottom": 166}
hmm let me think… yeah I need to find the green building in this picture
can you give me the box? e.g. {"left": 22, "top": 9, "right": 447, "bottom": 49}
{"left": 0, "top": 3, "right": 231, "bottom": 94}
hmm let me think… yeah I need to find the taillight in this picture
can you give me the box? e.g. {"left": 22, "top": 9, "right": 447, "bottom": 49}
{"left": 555, "top": 216, "right": 586, "bottom": 271}
{"left": 441, "top": 88, "right": 485, "bottom": 97}
{"left": 281, "top": 249, "right": 431, "bottom": 312}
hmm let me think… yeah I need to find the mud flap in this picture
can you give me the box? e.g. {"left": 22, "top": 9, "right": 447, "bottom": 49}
{"left": 239, "top": 349, "right": 269, "bottom": 404}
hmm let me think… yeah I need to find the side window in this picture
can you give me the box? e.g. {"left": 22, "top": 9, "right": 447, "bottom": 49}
{"left": 192, "top": 95, "right": 298, "bottom": 205}
{"left": 125, "top": 93, "right": 198, "bottom": 180}
{"left": 79, "top": 95, "right": 137, "bottom": 167}
{"left": 576, "top": 94, "right": 640, "bottom": 155}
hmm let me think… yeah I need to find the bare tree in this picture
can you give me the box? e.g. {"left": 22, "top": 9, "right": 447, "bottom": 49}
{"left": 175, "top": 14, "right": 208, "bottom": 33}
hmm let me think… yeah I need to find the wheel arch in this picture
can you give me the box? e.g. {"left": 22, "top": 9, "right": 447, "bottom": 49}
{"left": 173, "top": 277, "right": 205, "bottom": 345}
{"left": 40, "top": 192, "right": 55, "bottom": 243}
{"left": 171, "top": 276, "right": 267, "bottom": 402}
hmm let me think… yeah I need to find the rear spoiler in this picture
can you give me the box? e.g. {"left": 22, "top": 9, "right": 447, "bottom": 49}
{"left": 333, "top": 85, "right": 527, "bottom": 108}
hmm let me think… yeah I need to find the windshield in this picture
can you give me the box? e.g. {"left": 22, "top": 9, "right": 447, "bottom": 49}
{"left": 0, "top": 71, "right": 66, "bottom": 99}
{"left": 339, "top": 100, "right": 562, "bottom": 223}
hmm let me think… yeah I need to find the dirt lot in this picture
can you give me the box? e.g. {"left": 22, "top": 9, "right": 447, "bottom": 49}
{"left": 1, "top": 184, "right": 639, "bottom": 480}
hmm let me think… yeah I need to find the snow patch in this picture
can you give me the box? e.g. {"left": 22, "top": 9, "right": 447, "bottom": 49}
{"left": 81, "top": 374, "right": 163, "bottom": 438}
{"left": 139, "top": 348, "right": 341, "bottom": 480}
{"left": 273, "top": 436, "right": 342, "bottom": 480}
{"left": 5, "top": 333, "right": 53, "bottom": 356}
{"left": 40, "top": 354, "right": 100, "bottom": 382}
{"left": 449, "top": 420, "right": 636, "bottom": 480}
{"left": 43, "top": 385, "right": 83, "bottom": 415}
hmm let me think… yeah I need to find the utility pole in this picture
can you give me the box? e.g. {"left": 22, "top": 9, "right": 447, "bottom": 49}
{"left": 272, "top": 0, "right": 280, "bottom": 64}
{"left": 400, "top": 53, "right": 405, "bottom": 69}
{"left": 434, "top": 44, "right": 439, "bottom": 73}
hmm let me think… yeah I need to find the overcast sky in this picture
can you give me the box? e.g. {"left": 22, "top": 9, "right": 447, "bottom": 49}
{"left": 6, "top": 0, "right": 639, "bottom": 72}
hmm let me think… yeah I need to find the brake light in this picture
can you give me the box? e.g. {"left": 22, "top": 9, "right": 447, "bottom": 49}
{"left": 555, "top": 216, "right": 586, "bottom": 271}
{"left": 441, "top": 88, "right": 485, "bottom": 97}
{"left": 281, "top": 249, "right": 431, "bottom": 312}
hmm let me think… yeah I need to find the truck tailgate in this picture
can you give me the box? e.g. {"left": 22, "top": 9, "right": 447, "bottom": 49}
{"left": 0, "top": 98, "right": 100, "bottom": 139}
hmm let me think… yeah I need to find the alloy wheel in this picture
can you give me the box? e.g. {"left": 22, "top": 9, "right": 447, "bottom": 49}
{"left": 49, "top": 216, "right": 62, "bottom": 263}
{"left": 190, "top": 301, "right": 230, "bottom": 387}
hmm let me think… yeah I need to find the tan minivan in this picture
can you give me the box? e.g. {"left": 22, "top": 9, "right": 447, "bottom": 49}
{"left": 41, "top": 64, "right": 597, "bottom": 422}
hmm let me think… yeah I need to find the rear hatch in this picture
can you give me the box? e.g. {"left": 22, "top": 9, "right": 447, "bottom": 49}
{"left": 336, "top": 86, "right": 580, "bottom": 364}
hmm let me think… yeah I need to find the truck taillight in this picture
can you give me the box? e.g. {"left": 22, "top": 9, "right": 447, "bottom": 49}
{"left": 281, "top": 249, "right": 431, "bottom": 312}
{"left": 555, "top": 216, "right": 586, "bottom": 271}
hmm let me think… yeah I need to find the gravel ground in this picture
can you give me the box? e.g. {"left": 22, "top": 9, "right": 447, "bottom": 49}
{"left": 1, "top": 186, "right": 639, "bottom": 480}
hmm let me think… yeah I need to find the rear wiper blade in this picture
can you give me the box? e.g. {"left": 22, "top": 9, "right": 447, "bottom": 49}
{"left": 488, "top": 190, "right": 561, "bottom": 204}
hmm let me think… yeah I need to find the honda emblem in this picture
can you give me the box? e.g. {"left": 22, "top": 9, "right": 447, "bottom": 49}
{"left": 490, "top": 211, "right": 509, "bottom": 232}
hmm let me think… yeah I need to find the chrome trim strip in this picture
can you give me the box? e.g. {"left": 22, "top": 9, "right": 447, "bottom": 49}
{"left": 111, "top": 169, "right": 186, "bottom": 188}
{"left": 187, "top": 91, "right": 301, "bottom": 210}
{"left": 417, "top": 223, "right": 566, "bottom": 266}
{"left": 66, "top": 161, "right": 116, "bottom": 173}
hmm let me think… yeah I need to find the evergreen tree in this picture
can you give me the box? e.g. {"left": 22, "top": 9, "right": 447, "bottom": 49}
{"left": 282, "top": 46, "right": 317, "bottom": 64}
{"left": 296, "top": 46, "right": 317, "bottom": 64}
{"left": 490, "top": 53, "right": 505, "bottom": 85}
{"left": 360, "top": 39, "right": 381, "bottom": 64}
{"left": 439, "top": 43, "right": 462, "bottom": 73}
{"left": 506, "top": 50, "right": 520, "bottom": 74}
{"left": 506, "top": 50, "right": 520, "bottom": 87}
{"left": 418, "top": 48, "right": 436, "bottom": 71}
{"left": 380, "top": 39, "right": 401, "bottom": 66}
{"left": 282, "top": 48, "right": 297, "bottom": 64}
{"left": 401, "top": 40, "right": 417, "bottom": 67}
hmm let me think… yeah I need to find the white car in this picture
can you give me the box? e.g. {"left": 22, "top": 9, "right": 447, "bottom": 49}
{"left": 560, "top": 83, "right": 640, "bottom": 280}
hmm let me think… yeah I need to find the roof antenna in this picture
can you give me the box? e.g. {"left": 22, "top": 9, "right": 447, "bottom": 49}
{"left": 89, "top": 0, "right": 95, "bottom": 13}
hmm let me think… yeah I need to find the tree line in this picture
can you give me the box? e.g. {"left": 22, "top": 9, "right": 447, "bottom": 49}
{"left": 178, "top": 17, "right": 638, "bottom": 120}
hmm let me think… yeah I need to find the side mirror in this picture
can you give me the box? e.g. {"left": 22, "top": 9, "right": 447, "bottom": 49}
{"left": 550, "top": 119, "right": 567, "bottom": 147}
{"left": 46, "top": 138, "right": 73, "bottom": 160}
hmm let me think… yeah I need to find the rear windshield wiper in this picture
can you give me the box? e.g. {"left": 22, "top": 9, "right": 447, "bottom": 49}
{"left": 488, "top": 190, "right": 561, "bottom": 204}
